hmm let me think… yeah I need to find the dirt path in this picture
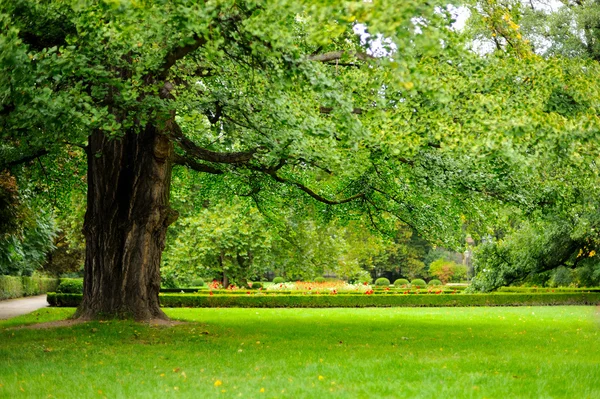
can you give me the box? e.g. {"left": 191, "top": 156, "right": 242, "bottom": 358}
{"left": 0, "top": 295, "right": 48, "bottom": 320}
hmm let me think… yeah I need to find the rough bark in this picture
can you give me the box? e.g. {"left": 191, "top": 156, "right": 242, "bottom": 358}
{"left": 76, "top": 124, "right": 177, "bottom": 320}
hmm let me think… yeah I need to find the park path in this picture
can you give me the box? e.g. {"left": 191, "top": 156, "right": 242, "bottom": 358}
{"left": 0, "top": 295, "right": 48, "bottom": 320}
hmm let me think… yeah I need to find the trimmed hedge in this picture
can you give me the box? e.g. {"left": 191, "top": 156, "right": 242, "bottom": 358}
{"left": 272, "top": 277, "right": 285, "bottom": 284}
{"left": 411, "top": 279, "right": 427, "bottom": 288}
{"left": 375, "top": 277, "right": 391, "bottom": 286}
{"left": 394, "top": 279, "right": 409, "bottom": 287}
{"left": 0, "top": 276, "right": 59, "bottom": 300}
{"left": 498, "top": 287, "right": 600, "bottom": 293}
{"left": 47, "top": 292, "right": 600, "bottom": 308}
{"left": 428, "top": 279, "right": 443, "bottom": 286}
{"left": 191, "top": 278, "right": 205, "bottom": 287}
{"left": 56, "top": 278, "right": 84, "bottom": 294}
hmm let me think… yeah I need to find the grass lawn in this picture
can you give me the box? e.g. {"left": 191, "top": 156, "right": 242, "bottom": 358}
{"left": 1, "top": 307, "right": 599, "bottom": 398}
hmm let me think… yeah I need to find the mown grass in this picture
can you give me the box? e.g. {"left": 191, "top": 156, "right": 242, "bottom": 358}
{"left": 1, "top": 306, "right": 599, "bottom": 398}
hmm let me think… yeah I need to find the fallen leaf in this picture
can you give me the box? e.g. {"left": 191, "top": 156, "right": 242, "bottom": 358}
{"left": 214, "top": 380, "right": 222, "bottom": 387}
{"left": 260, "top": 388, "right": 265, "bottom": 393}
{"left": 173, "top": 368, "right": 180, "bottom": 373}
{"left": 318, "top": 375, "right": 325, "bottom": 381}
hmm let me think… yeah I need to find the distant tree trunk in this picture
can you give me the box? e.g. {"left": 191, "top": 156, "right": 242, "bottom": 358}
{"left": 75, "top": 124, "right": 177, "bottom": 320}
{"left": 220, "top": 250, "right": 229, "bottom": 288}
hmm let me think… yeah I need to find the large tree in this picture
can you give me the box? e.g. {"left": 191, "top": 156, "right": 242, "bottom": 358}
{"left": 2, "top": 0, "right": 599, "bottom": 318}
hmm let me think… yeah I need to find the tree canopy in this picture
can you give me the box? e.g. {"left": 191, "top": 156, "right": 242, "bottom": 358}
{"left": 2, "top": 0, "right": 600, "bottom": 317}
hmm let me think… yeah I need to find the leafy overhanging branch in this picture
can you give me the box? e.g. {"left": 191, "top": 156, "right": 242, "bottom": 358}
{"left": 170, "top": 123, "right": 258, "bottom": 164}
{"left": 172, "top": 153, "right": 223, "bottom": 175}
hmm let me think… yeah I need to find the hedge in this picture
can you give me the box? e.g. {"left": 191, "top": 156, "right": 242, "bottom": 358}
{"left": 498, "top": 287, "right": 600, "bottom": 293}
{"left": 47, "top": 292, "right": 600, "bottom": 308}
{"left": 0, "top": 276, "right": 59, "bottom": 300}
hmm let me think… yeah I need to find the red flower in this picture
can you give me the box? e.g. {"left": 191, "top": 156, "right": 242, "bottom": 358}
{"left": 246, "top": 291, "right": 250, "bottom": 295}
{"left": 209, "top": 291, "right": 214, "bottom": 296}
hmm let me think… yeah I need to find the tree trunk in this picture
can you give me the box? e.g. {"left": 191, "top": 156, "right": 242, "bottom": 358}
{"left": 76, "top": 124, "right": 177, "bottom": 320}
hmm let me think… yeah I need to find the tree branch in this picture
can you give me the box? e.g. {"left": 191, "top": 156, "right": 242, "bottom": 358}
{"left": 171, "top": 123, "right": 258, "bottom": 164}
{"left": 173, "top": 153, "right": 223, "bottom": 174}
{"left": 319, "top": 106, "right": 364, "bottom": 115}
{"left": 155, "top": 34, "right": 208, "bottom": 80}
{"left": 309, "top": 51, "right": 375, "bottom": 63}
{"left": 1, "top": 148, "right": 49, "bottom": 169}
{"left": 264, "top": 169, "right": 364, "bottom": 205}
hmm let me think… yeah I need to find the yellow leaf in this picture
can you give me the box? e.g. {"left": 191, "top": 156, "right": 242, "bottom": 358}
{"left": 318, "top": 375, "right": 325, "bottom": 381}
{"left": 214, "top": 380, "right": 222, "bottom": 387}
{"left": 160, "top": 373, "right": 165, "bottom": 377}
{"left": 260, "top": 388, "right": 265, "bottom": 393}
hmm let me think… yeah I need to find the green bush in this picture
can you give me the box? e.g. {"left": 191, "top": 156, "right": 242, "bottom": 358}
{"left": 249, "top": 282, "right": 263, "bottom": 289}
{"left": 411, "top": 279, "right": 427, "bottom": 288}
{"left": 56, "top": 278, "right": 84, "bottom": 294}
{"left": 428, "top": 279, "right": 443, "bottom": 286}
{"left": 0, "top": 276, "right": 23, "bottom": 300}
{"left": 48, "top": 292, "right": 600, "bottom": 308}
{"left": 0, "top": 275, "right": 59, "bottom": 300}
{"left": 349, "top": 270, "right": 373, "bottom": 284}
{"left": 314, "top": 277, "right": 326, "bottom": 283}
{"left": 498, "top": 287, "right": 600, "bottom": 293}
{"left": 394, "top": 279, "right": 409, "bottom": 287}
{"left": 273, "top": 277, "right": 285, "bottom": 284}
{"left": 191, "top": 278, "right": 205, "bottom": 287}
{"left": 375, "top": 277, "right": 391, "bottom": 286}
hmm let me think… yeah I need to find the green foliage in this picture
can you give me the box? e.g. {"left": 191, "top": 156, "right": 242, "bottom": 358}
{"left": 249, "top": 282, "right": 263, "bottom": 290}
{"left": 428, "top": 279, "right": 442, "bottom": 286}
{"left": 56, "top": 278, "right": 83, "bottom": 294}
{"left": 0, "top": 275, "right": 58, "bottom": 300}
{"left": 348, "top": 270, "right": 373, "bottom": 285}
{"left": 374, "top": 277, "right": 390, "bottom": 286}
{"left": 162, "top": 199, "right": 274, "bottom": 287}
{"left": 394, "top": 279, "right": 409, "bottom": 287}
{"left": 191, "top": 278, "right": 205, "bottom": 287}
{"left": 549, "top": 267, "right": 573, "bottom": 288}
{"left": 0, "top": 204, "right": 56, "bottom": 276}
{"left": 314, "top": 277, "right": 326, "bottom": 283}
{"left": 0, "top": 276, "right": 22, "bottom": 299}
{"left": 410, "top": 279, "right": 427, "bottom": 288}
{"left": 272, "top": 277, "right": 285, "bottom": 284}
{"left": 429, "top": 258, "right": 467, "bottom": 284}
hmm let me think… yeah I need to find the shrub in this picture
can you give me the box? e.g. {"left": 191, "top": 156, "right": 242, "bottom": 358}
{"left": 394, "top": 279, "right": 410, "bottom": 287}
{"left": 48, "top": 292, "right": 600, "bottom": 308}
{"left": 191, "top": 278, "right": 205, "bottom": 287}
{"left": 314, "top": 277, "right": 326, "bottom": 283}
{"left": 0, "top": 276, "right": 59, "bottom": 300}
{"left": 349, "top": 270, "right": 373, "bottom": 284}
{"left": 428, "top": 279, "right": 443, "bottom": 286}
{"left": 0, "top": 276, "right": 23, "bottom": 300}
{"left": 273, "top": 277, "right": 285, "bottom": 284}
{"left": 375, "top": 277, "right": 391, "bottom": 286}
{"left": 248, "top": 282, "right": 263, "bottom": 289}
{"left": 411, "top": 279, "right": 427, "bottom": 288}
{"left": 56, "top": 278, "right": 84, "bottom": 294}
